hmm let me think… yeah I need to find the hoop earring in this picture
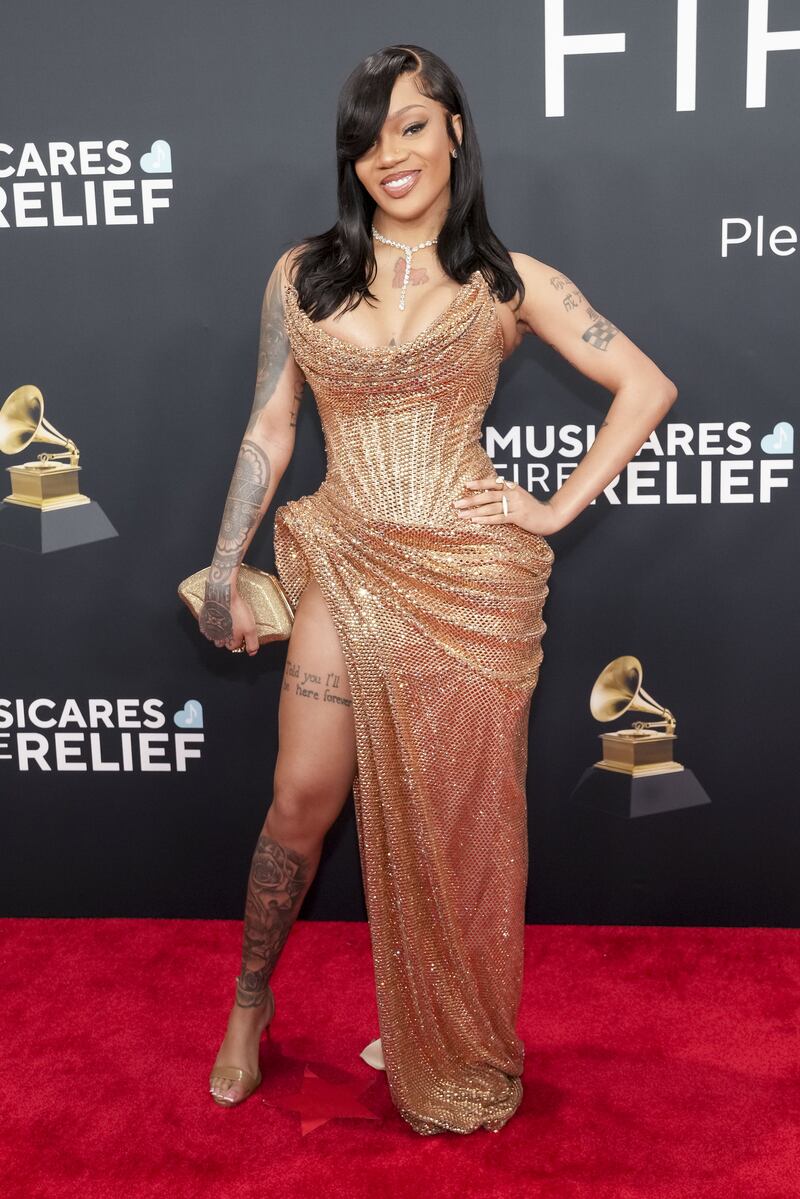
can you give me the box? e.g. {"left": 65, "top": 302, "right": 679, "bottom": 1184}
{"left": 451, "top": 148, "right": 458, "bottom": 159}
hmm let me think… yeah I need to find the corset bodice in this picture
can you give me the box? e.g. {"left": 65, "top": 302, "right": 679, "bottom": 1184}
{"left": 282, "top": 269, "right": 506, "bottom": 527}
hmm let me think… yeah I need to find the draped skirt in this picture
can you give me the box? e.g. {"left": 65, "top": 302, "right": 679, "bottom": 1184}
{"left": 273, "top": 481, "right": 555, "bottom": 1135}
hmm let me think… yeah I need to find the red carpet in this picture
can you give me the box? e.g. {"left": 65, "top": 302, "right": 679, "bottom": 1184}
{"left": 1, "top": 919, "right": 798, "bottom": 1198}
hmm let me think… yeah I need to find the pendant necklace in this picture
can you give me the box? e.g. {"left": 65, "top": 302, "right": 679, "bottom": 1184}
{"left": 371, "top": 225, "right": 438, "bottom": 310}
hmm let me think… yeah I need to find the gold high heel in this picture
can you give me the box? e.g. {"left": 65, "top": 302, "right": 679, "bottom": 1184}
{"left": 209, "top": 977, "right": 276, "bottom": 1107}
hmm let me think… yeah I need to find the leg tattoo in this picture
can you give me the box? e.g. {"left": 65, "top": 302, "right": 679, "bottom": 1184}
{"left": 236, "top": 833, "right": 311, "bottom": 1008}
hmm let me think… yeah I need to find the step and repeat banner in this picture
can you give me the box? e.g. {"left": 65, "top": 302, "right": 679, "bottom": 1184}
{"left": 1, "top": 2, "right": 796, "bottom": 923}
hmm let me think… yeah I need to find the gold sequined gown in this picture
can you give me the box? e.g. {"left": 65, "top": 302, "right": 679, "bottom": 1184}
{"left": 274, "top": 268, "right": 555, "bottom": 1135}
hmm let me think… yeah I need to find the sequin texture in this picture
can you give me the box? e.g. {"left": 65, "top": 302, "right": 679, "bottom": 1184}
{"left": 274, "top": 268, "right": 555, "bottom": 1135}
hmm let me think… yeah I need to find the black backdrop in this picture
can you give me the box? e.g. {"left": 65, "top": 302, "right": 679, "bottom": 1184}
{"left": 1, "top": 1, "right": 797, "bottom": 925}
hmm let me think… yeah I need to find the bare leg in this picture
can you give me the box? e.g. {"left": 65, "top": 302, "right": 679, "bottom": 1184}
{"left": 210, "top": 575, "right": 357, "bottom": 1102}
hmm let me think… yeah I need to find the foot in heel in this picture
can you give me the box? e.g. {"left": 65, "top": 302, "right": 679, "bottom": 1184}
{"left": 209, "top": 976, "right": 276, "bottom": 1106}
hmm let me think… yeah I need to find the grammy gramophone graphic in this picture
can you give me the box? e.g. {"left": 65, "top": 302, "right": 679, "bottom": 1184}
{"left": 569, "top": 654, "right": 710, "bottom": 818}
{"left": 0, "top": 384, "right": 117, "bottom": 552}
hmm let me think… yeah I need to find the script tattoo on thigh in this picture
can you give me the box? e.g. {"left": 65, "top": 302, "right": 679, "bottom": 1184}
{"left": 282, "top": 656, "right": 353, "bottom": 707}
{"left": 237, "top": 833, "right": 311, "bottom": 1007}
{"left": 549, "top": 272, "right": 619, "bottom": 352}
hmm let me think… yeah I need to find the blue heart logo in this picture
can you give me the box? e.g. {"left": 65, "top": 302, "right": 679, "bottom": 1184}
{"left": 174, "top": 700, "right": 203, "bottom": 729}
{"left": 140, "top": 139, "right": 172, "bottom": 173}
{"left": 760, "top": 421, "right": 793, "bottom": 453}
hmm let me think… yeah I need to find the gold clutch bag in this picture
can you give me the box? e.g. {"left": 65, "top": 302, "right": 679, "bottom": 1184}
{"left": 177, "top": 563, "right": 295, "bottom": 644}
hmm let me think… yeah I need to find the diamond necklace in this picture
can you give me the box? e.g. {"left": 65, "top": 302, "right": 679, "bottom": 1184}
{"left": 371, "top": 224, "right": 439, "bottom": 310}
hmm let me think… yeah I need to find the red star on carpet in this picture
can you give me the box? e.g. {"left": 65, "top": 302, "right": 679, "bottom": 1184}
{"left": 270, "top": 1064, "right": 381, "bottom": 1135}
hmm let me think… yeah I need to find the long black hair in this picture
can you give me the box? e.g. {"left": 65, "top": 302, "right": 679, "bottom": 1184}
{"left": 287, "top": 43, "right": 525, "bottom": 321}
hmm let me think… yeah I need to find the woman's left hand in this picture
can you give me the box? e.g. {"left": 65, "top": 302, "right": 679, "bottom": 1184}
{"left": 453, "top": 473, "right": 564, "bottom": 536}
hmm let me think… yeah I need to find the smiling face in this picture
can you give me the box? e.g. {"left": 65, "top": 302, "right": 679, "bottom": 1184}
{"left": 355, "top": 72, "right": 462, "bottom": 223}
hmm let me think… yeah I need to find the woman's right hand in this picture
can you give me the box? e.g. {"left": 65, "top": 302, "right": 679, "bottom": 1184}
{"left": 198, "top": 588, "right": 260, "bottom": 656}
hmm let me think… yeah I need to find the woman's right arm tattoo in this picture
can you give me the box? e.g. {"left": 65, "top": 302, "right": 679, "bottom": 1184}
{"left": 199, "top": 259, "right": 302, "bottom": 641}
{"left": 200, "top": 438, "right": 272, "bottom": 641}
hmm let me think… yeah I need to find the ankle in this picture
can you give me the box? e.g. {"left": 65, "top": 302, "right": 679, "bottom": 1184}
{"left": 234, "top": 974, "right": 274, "bottom": 1013}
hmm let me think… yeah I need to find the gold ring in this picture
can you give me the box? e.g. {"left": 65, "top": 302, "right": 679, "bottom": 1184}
{"left": 501, "top": 493, "right": 509, "bottom": 516}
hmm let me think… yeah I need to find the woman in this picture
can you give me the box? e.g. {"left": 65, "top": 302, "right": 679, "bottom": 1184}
{"left": 201, "top": 44, "right": 677, "bottom": 1135}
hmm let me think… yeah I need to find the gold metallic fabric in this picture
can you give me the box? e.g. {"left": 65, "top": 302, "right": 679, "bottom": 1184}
{"left": 274, "top": 268, "right": 555, "bottom": 1135}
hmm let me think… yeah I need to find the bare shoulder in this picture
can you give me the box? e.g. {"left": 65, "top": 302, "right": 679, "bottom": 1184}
{"left": 257, "top": 250, "right": 297, "bottom": 326}
{"left": 491, "top": 251, "right": 563, "bottom": 361}
{"left": 505, "top": 250, "right": 677, "bottom": 395}
{"left": 507, "top": 251, "right": 583, "bottom": 333}
{"left": 252, "top": 248, "right": 309, "bottom": 394}
{"left": 278, "top": 243, "right": 309, "bottom": 291}
{"left": 262, "top": 245, "right": 309, "bottom": 328}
